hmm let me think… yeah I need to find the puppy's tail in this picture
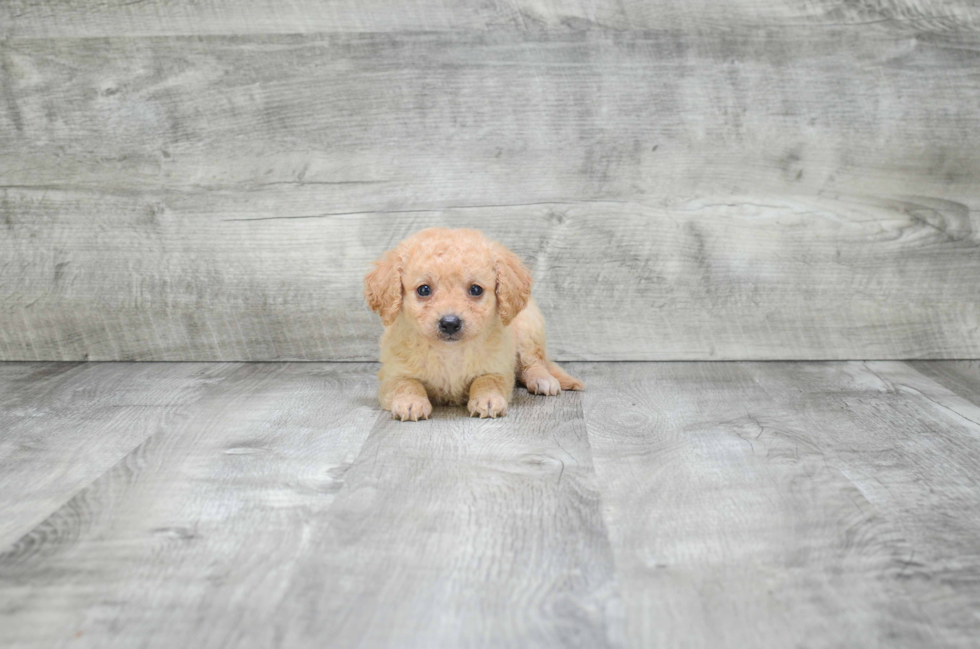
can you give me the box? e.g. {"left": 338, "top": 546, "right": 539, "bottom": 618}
{"left": 546, "top": 360, "right": 584, "bottom": 391}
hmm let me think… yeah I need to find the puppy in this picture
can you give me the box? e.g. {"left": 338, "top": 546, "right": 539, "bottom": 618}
{"left": 364, "top": 228, "right": 583, "bottom": 421}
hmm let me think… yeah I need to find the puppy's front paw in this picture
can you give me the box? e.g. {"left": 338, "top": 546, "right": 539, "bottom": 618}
{"left": 467, "top": 393, "right": 508, "bottom": 419}
{"left": 526, "top": 375, "right": 561, "bottom": 396}
{"left": 390, "top": 394, "right": 432, "bottom": 422}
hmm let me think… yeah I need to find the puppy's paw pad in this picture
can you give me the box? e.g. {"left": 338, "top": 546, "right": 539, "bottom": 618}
{"left": 527, "top": 376, "right": 561, "bottom": 396}
{"left": 467, "top": 393, "right": 508, "bottom": 419}
{"left": 390, "top": 395, "right": 432, "bottom": 422}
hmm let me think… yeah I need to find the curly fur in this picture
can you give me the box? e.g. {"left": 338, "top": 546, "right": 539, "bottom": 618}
{"left": 364, "top": 228, "right": 583, "bottom": 420}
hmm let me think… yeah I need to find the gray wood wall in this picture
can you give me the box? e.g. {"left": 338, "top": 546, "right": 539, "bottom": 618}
{"left": 2, "top": 1, "right": 979, "bottom": 361}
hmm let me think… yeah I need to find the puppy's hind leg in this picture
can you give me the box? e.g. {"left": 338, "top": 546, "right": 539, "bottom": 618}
{"left": 544, "top": 360, "right": 584, "bottom": 391}
{"left": 521, "top": 361, "right": 562, "bottom": 396}
{"left": 512, "top": 299, "right": 584, "bottom": 395}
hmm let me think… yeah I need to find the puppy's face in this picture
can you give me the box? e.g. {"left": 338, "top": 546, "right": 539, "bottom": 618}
{"left": 365, "top": 229, "right": 532, "bottom": 342}
{"left": 401, "top": 241, "right": 497, "bottom": 343}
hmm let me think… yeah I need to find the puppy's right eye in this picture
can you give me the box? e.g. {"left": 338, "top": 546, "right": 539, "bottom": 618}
{"left": 416, "top": 285, "right": 431, "bottom": 297}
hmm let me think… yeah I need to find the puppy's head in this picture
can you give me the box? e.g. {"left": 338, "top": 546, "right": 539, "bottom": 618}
{"left": 364, "top": 228, "right": 532, "bottom": 342}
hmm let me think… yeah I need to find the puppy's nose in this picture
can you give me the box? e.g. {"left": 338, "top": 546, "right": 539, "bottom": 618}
{"left": 438, "top": 315, "right": 462, "bottom": 335}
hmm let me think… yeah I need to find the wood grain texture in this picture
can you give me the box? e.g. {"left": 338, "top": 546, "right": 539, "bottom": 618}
{"left": 875, "top": 361, "right": 980, "bottom": 432}
{"left": 0, "top": 362, "right": 383, "bottom": 648}
{"left": 745, "top": 361, "right": 980, "bottom": 647}
{"left": 278, "top": 389, "right": 622, "bottom": 648}
{"left": 0, "top": 362, "right": 232, "bottom": 549}
{"left": 909, "top": 361, "right": 980, "bottom": 403}
{"left": 2, "top": 30, "right": 979, "bottom": 361}
{"left": 2, "top": 0, "right": 978, "bottom": 37}
{"left": 0, "top": 365, "right": 622, "bottom": 648}
{"left": 578, "top": 361, "right": 980, "bottom": 647}
{"left": 2, "top": 361, "right": 980, "bottom": 646}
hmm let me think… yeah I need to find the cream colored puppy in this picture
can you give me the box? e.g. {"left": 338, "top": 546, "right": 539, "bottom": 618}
{"left": 364, "top": 228, "right": 583, "bottom": 421}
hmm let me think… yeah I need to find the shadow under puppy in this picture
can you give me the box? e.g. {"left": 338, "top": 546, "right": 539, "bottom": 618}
{"left": 365, "top": 228, "right": 583, "bottom": 421}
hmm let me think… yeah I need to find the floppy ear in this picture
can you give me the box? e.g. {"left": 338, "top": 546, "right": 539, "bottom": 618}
{"left": 364, "top": 247, "right": 403, "bottom": 326}
{"left": 491, "top": 242, "right": 532, "bottom": 326}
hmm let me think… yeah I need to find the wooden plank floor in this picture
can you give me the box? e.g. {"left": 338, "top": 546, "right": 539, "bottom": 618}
{"left": 1, "top": 361, "right": 979, "bottom": 648}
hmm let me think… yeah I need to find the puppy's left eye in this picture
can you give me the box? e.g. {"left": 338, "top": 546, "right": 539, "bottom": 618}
{"left": 469, "top": 285, "right": 483, "bottom": 297}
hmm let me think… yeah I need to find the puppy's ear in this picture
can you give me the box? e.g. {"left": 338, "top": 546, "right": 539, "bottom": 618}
{"left": 491, "top": 242, "right": 532, "bottom": 326}
{"left": 364, "top": 247, "right": 403, "bottom": 326}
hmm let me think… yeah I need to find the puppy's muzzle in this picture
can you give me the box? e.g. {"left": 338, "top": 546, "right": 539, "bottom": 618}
{"left": 438, "top": 315, "right": 463, "bottom": 339}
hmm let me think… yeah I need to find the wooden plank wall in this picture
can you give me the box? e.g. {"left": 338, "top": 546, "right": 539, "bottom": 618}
{"left": 1, "top": 1, "right": 979, "bottom": 361}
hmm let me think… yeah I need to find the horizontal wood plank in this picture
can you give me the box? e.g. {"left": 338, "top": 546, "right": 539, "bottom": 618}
{"left": 2, "top": 31, "right": 979, "bottom": 360}
{"left": 1, "top": 193, "right": 978, "bottom": 361}
{"left": 2, "top": 0, "right": 978, "bottom": 37}
{"left": 4, "top": 31, "right": 980, "bottom": 195}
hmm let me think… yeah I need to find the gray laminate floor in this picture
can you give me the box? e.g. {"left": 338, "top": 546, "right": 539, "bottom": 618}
{"left": 1, "top": 361, "right": 979, "bottom": 648}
